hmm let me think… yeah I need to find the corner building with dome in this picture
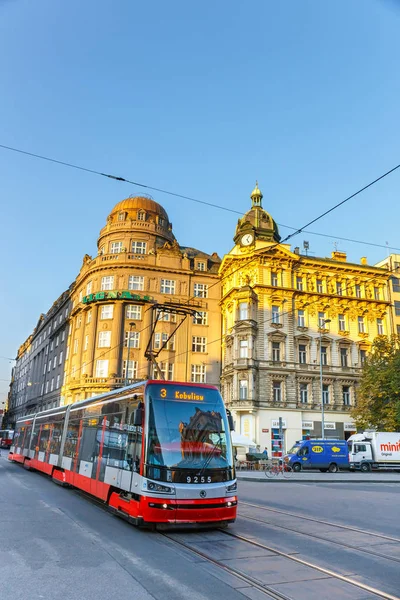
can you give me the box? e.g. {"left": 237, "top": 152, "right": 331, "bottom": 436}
{"left": 220, "top": 184, "right": 391, "bottom": 456}
{"left": 62, "top": 196, "right": 222, "bottom": 404}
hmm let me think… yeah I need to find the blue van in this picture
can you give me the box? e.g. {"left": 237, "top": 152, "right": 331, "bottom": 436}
{"left": 285, "top": 439, "right": 349, "bottom": 472}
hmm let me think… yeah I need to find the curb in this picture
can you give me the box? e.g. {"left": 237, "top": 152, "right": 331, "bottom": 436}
{"left": 237, "top": 476, "right": 400, "bottom": 483}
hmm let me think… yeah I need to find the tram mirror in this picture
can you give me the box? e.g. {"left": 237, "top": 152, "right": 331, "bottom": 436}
{"left": 226, "top": 409, "right": 235, "bottom": 431}
{"left": 134, "top": 402, "right": 144, "bottom": 426}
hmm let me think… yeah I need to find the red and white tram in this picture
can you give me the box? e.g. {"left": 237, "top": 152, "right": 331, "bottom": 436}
{"left": 9, "top": 380, "right": 237, "bottom": 527}
{"left": 0, "top": 429, "right": 14, "bottom": 449}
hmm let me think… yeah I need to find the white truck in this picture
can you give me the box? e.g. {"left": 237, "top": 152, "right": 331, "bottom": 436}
{"left": 348, "top": 431, "right": 400, "bottom": 472}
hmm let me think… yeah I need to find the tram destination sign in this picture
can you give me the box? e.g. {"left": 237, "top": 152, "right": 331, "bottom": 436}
{"left": 82, "top": 290, "right": 153, "bottom": 304}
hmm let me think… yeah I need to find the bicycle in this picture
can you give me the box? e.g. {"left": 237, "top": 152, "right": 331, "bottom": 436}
{"left": 265, "top": 461, "right": 294, "bottom": 479}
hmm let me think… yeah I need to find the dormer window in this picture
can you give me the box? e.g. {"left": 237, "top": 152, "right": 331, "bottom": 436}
{"left": 137, "top": 210, "right": 146, "bottom": 221}
{"left": 118, "top": 212, "right": 126, "bottom": 221}
{"left": 158, "top": 216, "right": 165, "bottom": 227}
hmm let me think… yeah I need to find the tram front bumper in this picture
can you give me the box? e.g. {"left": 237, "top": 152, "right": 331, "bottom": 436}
{"left": 142, "top": 495, "right": 238, "bottom": 524}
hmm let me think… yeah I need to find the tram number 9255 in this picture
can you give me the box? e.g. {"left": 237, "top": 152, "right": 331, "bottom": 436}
{"left": 187, "top": 475, "right": 212, "bottom": 484}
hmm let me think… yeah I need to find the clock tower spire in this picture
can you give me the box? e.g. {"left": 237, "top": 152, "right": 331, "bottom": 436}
{"left": 234, "top": 182, "right": 281, "bottom": 247}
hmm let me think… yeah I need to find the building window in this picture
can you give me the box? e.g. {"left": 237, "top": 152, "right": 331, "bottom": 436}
{"left": 98, "top": 331, "right": 111, "bottom": 348}
{"left": 122, "top": 360, "right": 137, "bottom": 380}
{"left": 296, "top": 276, "right": 303, "bottom": 291}
{"left": 86, "top": 310, "right": 92, "bottom": 324}
{"left": 239, "top": 339, "right": 249, "bottom": 358}
{"left": 299, "top": 383, "right": 308, "bottom": 404}
{"left": 126, "top": 305, "right": 142, "bottom": 319}
{"left": 118, "top": 211, "right": 125, "bottom": 221}
{"left": 377, "top": 318, "right": 384, "bottom": 335}
{"left": 56, "top": 375, "right": 60, "bottom": 389}
{"left": 100, "top": 305, "right": 114, "bottom": 319}
{"left": 95, "top": 359, "right": 109, "bottom": 378}
{"left": 191, "top": 365, "right": 206, "bottom": 383}
{"left": 194, "top": 283, "right": 208, "bottom": 298}
{"left": 338, "top": 314, "right": 346, "bottom": 331}
{"left": 137, "top": 210, "right": 146, "bottom": 221}
{"left": 86, "top": 281, "right": 92, "bottom": 296}
{"left": 392, "top": 278, "right": 400, "bottom": 293}
{"left": 59, "top": 350, "right": 63, "bottom": 365}
{"left": 321, "top": 346, "right": 328, "bottom": 365}
{"left": 340, "top": 347, "right": 348, "bottom": 367}
{"left": 78, "top": 290, "right": 83, "bottom": 303}
{"left": 239, "top": 380, "right": 248, "bottom": 400}
{"left": 316, "top": 279, "right": 323, "bottom": 293}
{"left": 154, "top": 332, "right": 167, "bottom": 350}
{"left": 239, "top": 302, "right": 248, "bottom": 320}
{"left": 131, "top": 241, "right": 147, "bottom": 254}
{"left": 322, "top": 384, "right": 330, "bottom": 404}
{"left": 128, "top": 275, "right": 144, "bottom": 291}
{"left": 343, "top": 386, "right": 351, "bottom": 405}
{"left": 355, "top": 284, "right": 362, "bottom": 298}
{"left": 271, "top": 272, "right": 278, "bottom": 286}
{"left": 272, "top": 341, "right": 280, "bottom": 362}
{"left": 76, "top": 316, "right": 82, "bottom": 329}
{"left": 394, "top": 301, "right": 400, "bottom": 316}
{"left": 192, "top": 336, "right": 207, "bottom": 353}
{"left": 193, "top": 311, "right": 208, "bottom": 325}
{"left": 297, "top": 310, "right": 305, "bottom": 327}
{"left": 101, "top": 276, "right": 114, "bottom": 291}
{"left": 336, "top": 282, "right": 343, "bottom": 296}
{"left": 73, "top": 339, "right": 78, "bottom": 354}
{"left": 273, "top": 381, "right": 282, "bottom": 402}
{"left": 45, "top": 381, "right": 49, "bottom": 394}
{"left": 358, "top": 316, "right": 365, "bottom": 333}
{"left": 124, "top": 331, "right": 140, "bottom": 348}
{"left": 50, "top": 340, "right": 54, "bottom": 351}
{"left": 360, "top": 349, "right": 367, "bottom": 366}
{"left": 51, "top": 378, "right": 54, "bottom": 392}
{"left": 298, "top": 344, "right": 307, "bottom": 364}
{"left": 110, "top": 241, "right": 123, "bottom": 254}
{"left": 272, "top": 305, "right": 280, "bottom": 324}
{"left": 161, "top": 279, "right": 176, "bottom": 294}
{"left": 53, "top": 356, "right": 57, "bottom": 369}
{"left": 374, "top": 287, "right": 380, "bottom": 300}
{"left": 157, "top": 310, "right": 176, "bottom": 323}
{"left": 197, "top": 261, "right": 206, "bottom": 271}
{"left": 153, "top": 362, "right": 174, "bottom": 381}
{"left": 55, "top": 335, "right": 59, "bottom": 347}
{"left": 318, "top": 312, "right": 326, "bottom": 328}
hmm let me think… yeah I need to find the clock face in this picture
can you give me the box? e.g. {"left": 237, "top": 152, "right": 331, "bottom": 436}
{"left": 241, "top": 233, "right": 254, "bottom": 246}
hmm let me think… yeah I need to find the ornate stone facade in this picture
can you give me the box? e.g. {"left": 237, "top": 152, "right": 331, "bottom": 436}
{"left": 62, "top": 196, "right": 221, "bottom": 403}
{"left": 220, "top": 184, "right": 391, "bottom": 455}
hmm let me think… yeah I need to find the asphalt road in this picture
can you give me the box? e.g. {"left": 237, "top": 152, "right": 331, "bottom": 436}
{"left": 2, "top": 455, "right": 400, "bottom": 600}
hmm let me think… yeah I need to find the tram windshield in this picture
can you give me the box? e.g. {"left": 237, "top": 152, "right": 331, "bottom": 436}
{"left": 145, "top": 384, "right": 233, "bottom": 471}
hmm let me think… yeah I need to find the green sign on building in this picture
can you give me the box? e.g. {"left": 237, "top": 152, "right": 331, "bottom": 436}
{"left": 82, "top": 291, "right": 152, "bottom": 304}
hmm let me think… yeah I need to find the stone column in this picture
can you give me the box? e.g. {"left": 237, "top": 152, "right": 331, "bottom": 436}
{"left": 109, "top": 302, "right": 124, "bottom": 377}
{"left": 85, "top": 305, "right": 98, "bottom": 377}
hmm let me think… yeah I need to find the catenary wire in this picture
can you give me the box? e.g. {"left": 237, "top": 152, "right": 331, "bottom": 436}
{"left": 1, "top": 143, "right": 400, "bottom": 253}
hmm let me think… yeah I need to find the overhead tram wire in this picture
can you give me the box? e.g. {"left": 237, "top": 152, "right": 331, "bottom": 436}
{"left": 1, "top": 143, "right": 400, "bottom": 253}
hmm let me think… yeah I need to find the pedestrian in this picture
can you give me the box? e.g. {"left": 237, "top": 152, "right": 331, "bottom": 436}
{"left": 262, "top": 447, "right": 269, "bottom": 459}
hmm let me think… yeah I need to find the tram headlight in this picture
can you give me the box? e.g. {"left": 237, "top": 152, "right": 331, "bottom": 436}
{"left": 146, "top": 480, "right": 175, "bottom": 494}
{"left": 226, "top": 481, "right": 237, "bottom": 493}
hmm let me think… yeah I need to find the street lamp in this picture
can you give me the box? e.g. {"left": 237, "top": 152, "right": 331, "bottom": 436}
{"left": 125, "top": 322, "right": 136, "bottom": 386}
{"left": 319, "top": 318, "right": 331, "bottom": 439}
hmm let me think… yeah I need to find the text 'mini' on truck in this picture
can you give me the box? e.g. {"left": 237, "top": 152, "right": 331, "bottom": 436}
{"left": 284, "top": 439, "right": 349, "bottom": 473}
{"left": 9, "top": 380, "right": 237, "bottom": 528}
{"left": 348, "top": 431, "right": 400, "bottom": 472}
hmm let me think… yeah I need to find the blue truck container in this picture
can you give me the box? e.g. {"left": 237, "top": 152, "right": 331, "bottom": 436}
{"left": 285, "top": 439, "right": 349, "bottom": 472}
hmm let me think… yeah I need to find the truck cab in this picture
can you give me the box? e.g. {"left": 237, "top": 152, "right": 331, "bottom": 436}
{"left": 347, "top": 436, "right": 373, "bottom": 472}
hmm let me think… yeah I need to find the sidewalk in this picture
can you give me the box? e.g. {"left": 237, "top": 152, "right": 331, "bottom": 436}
{"left": 237, "top": 470, "right": 400, "bottom": 483}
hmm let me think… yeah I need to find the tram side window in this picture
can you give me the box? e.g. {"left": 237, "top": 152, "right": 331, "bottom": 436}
{"left": 31, "top": 424, "right": 41, "bottom": 452}
{"left": 13, "top": 427, "right": 23, "bottom": 451}
{"left": 39, "top": 427, "right": 50, "bottom": 453}
{"left": 63, "top": 418, "right": 81, "bottom": 459}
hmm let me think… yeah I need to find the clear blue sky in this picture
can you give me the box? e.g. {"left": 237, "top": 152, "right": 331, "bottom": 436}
{"left": 1, "top": 0, "right": 400, "bottom": 398}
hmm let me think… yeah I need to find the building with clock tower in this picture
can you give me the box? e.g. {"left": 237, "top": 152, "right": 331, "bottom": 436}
{"left": 220, "top": 183, "right": 391, "bottom": 456}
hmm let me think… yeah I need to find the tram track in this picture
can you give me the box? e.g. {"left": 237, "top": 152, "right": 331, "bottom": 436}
{"left": 237, "top": 511, "right": 400, "bottom": 565}
{"left": 163, "top": 527, "right": 400, "bottom": 600}
{"left": 240, "top": 501, "right": 400, "bottom": 544}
